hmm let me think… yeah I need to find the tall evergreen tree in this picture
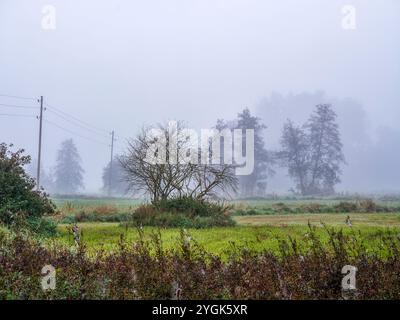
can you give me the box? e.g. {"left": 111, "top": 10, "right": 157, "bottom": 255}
{"left": 102, "top": 156, "right": 129, "bottom": 196}
{"left": 54, "top": 139, "right": 84, "bottom": 194}
{"left": 280, "top": 104, "right": 345, "bottom": 195}
{"left": 306, "top": 104, "right": 345, "bottom": 195}
{"left": 235, "top": 108, "right": 274, "bottom": 197}
{"left": 280, "top": 120, "right": 310, "bottom": 195}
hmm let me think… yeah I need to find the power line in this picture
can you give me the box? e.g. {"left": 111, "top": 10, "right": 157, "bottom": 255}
{"left": 44, "top": 102, "right": 110, "bottom": 135}
{"left": 0, "top": 113, "right": 36, "bottom": 118}
{"left": 1, "top": 94, "right": 116, "bottom": 191}
{"left": 44, "top": 119, "right": 110, "bottom": 146}
{"left": 0, "top": 103, "right": 38, "bottom": 109}
{"left": 0, "top": 94, "right": 36, "bottom": 101}
{"left": 46, "top": 108, "right": 110, "bottom": 139}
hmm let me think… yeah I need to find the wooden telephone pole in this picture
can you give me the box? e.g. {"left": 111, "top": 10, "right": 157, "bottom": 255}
{"left": 36, "top": 96, "right": 44, "bottom": 190}
{"left": 108, "top": 130, "right": 115, "bottom": 196}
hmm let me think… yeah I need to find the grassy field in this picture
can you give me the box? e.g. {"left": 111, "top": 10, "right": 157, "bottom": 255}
{"left": 232, "top": 199, "right": 400, "bottom": 207}
{"left": 53, "top": 212, "right": 400, "bottom": 257}
{"left": 235, "top": 213, "right": 400, "bottom": 227}
{"left": 52, "top": 197, "right": 142, "bottom": 213}
{"left": 47, "top": 197, "right": 400, "bottom": 258}
{"left": 4, "top": 198, "right": 400, "bottom": 299}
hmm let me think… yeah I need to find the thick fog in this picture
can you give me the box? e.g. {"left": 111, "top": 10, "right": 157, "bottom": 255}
{"left": 0, "top": 0, "right": 399, "bottom": 194}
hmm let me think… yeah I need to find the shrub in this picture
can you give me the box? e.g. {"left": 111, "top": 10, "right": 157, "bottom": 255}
{"left": 272, "top": 202, "right": 291, "bottom": 213}
{"left": 358, "top": 199, "right": 377, "bottom": 212}
{"left": 334, "top": 202, "right": 358, "bottom": 213}
{"left": 25, "top": 217, "right": 58, "bottom": 237}
{"left": 0, "top": 143, "right": 55, "bottom": 233}
{"left": 154, "top": 196, "right": 228, "bottom": 217}
{"left": 127, "top": 197, "right": 235, "bottom": 228}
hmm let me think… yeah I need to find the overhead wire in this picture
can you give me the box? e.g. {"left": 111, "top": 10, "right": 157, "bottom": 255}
{"left": 44, "top": 119, "right": 110, "bottom": 146}
{"left": 44, "top": 102, "right": 111, "bottom": 135}
{"left": 0, "top": 113, "right": 37, "bottom": 118}
{"left": 0, "top": 94, "right": 37, "bottom": 101}
{"left": 0, "top": 103, "right": 38, "bottom": 109}
{"left": 1, "top": 94, "right": 116, "bottom": 148}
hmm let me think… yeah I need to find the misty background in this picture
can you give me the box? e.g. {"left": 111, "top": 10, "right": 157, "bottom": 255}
{"left": 0, "top": 0, "right": 399, "bottom": 194}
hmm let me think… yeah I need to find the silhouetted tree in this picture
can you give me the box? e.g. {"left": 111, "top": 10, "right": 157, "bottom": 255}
{"left": 102, "top": 156, "right": 129, "bottom": 196}
{"left": 307, "top": 104, "right": 345, "bottom": 194}
{"left": 235, "top": 108, "right": 274, "bottom": 197}
{"left": 54, "top": 139, "right": 84, "bottom": 194}
{"left": 280, "top": 104, "right": 345, "bottom": 195}
{"left": 280, "top": 120, "right": 309, "bottom": 195}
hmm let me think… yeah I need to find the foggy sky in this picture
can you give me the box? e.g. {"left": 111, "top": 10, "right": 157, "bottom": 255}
{"left": 0, "top": 0, "right": 399, "bottom": 193}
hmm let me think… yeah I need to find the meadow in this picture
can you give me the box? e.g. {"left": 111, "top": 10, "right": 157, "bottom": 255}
{"left": 51, "top": 197, "right": 400, "bottom": 257}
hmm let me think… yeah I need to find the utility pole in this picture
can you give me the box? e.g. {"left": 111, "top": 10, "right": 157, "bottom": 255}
{"left": 108, "top": 130, "right": 115, "bottom": 197}
{"left": 36, "top": 96, "right": 44, "bottom": 191}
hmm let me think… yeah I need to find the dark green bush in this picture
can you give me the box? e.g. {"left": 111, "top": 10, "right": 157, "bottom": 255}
{"left": 334, "top": 201, "right": 359, "bottom": 213}
{"left": 25, "top": 217, "right": 58, "bottom": 237}
{"left": 154, "top": 196, "right": 228, "bottom": 217}
{"left": 0, "top": 143, "right": 55, "bottom": 234}
{"left": 127, "top": 197, "right": 235, "bottom": 228}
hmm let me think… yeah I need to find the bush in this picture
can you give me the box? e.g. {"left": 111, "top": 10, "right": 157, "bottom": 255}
{"left": 0, "top": 143, "right": 55, "bottom": 233}
{"left": 154, "top": 196, "right": 228, "bottom": 217}
{"left": 127, "top": 197, "right": 235, "bottom": 228}
{"left": 25, "top": 217, "right": 58, "bottom": 237}
{"left": 334, "top": 201, "right": 359, "bottom": 213}
{"left": 358, "top": 199, "right": 377, "bottom": 212}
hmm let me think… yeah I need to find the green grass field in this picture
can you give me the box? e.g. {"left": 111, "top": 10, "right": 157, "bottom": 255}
{"left": 53, "top": 212, "right": 400, "bottom": 257}
{"left": 52, "top": 197, "right": 142, "bottom": 212}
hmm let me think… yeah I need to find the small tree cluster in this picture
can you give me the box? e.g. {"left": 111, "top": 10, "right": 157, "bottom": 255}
{"left": 102, "top": 156, "right": 130, "bottom": 196}
{"left": 216, "top": 108, "right": 274, "bottom": 198}
{"left": 280, "top": 104, "right": 345, "bottom": 195}
{"left": 120, "top": 122, "right": 238, "bottom": 203}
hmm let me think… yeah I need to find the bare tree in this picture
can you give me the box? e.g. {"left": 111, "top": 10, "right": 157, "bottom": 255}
{"left": 120, "top": 122, "right": 237, "bottom": 202}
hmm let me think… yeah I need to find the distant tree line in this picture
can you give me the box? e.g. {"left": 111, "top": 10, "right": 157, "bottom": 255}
{"left": 117, "top": 103, "right": 344, "bottom": 200}
{"left": 24, "top": 103, "right": 345, "bottom": 198}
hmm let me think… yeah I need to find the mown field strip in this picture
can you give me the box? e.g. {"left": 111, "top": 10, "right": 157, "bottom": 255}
{"left": 234, "top": 213, "right": 400, "bottom": 227}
